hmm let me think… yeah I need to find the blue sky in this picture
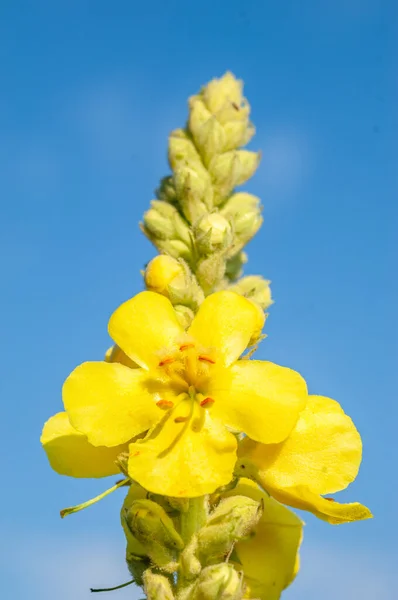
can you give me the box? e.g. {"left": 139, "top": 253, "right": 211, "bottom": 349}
{"left": 1, "top": 1, "right": 397, "bottom": 598}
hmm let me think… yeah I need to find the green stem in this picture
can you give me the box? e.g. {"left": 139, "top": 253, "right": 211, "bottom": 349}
{"left": 180, "top": 496, "right": 208, "bottom": 544}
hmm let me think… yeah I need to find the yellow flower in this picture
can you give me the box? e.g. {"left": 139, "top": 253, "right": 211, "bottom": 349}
{"left": 223, "top": 479, "right": 303, "bottom": 600}
{"left": 46, "top": 290, "right": 307, "bottom": 496}
{"left": 237, "top": 395, "right": 372, "bottom": 524}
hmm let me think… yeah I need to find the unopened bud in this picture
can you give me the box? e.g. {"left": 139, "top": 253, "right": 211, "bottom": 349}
{"left": 156, "top": 176, "right": 177, "bottom": 204}
{"left": 229, "top": 276, "right": 273, "bottom": 311}
{"left": 168, "top": 129, "right": 207, "bottom": 177}
{"left": 123, "top": 499, "right": 184, "bottom": 570}
{"left": 142, "top": 200, "right": 193, "bottom": 262}
{"left": 192, "top": 564, "right": 243, "bottom": 600}
{"left": 144, "top": 255, "right": 185, "bottom": 295}
{"left": 209, "top": 151, "right": 241, "bottom": 204}
{"left": 196, "top": 253, "right": 226, "bottom": 295}
{"left": 143, "top": 571, "right": 175, "bottom": 600}
{"left": 221, "top": 193, "right": 263, "bottom": 254}
{"left": 189, "top": 98, "right": 226, "bottom": 165}
{"left": 234, "top": 150, "right": 261, "bottom": 186}
{"left": 197, "top": 495, "right": 262, "bottom": 564}
{"left": 174, "top": 167, "right": 213, "bottom": 223}
{"left": 202, "top": 72, "right": 245, "bottom": 119}
{"left": 194, "top": 214, "right": 233, "bottom": 255}
{"left": 225, "top": 252, "right": 247, "bottom": 281}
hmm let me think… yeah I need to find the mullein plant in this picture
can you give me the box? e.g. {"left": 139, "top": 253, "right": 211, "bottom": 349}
{"left": 41, "top": 73, "right": 372, "bottom": 600}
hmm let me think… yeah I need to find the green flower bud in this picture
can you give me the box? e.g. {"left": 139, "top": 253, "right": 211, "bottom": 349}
{"left": 188, "top": 98, "right": 226, "bottom": 166}
{"left": 209, "top": 151, "right": 241, "bottom": 204}
{"left": 156, "top": 176, "right": 177, "bottom": 204}
{"left": 222, "top": 120, "right": 255, "bottom": 152}
{"left": 123, "top": 499, "right": 184, "bottom": 570}
{"left": 192, "top": 564, "right": 243, "bottom": 600}
{"left": 229, "top": 276, "right": 273, "bottom": 311}
{"left": 194, "top": 213, "right": 233, "bottom": 255}
{"left": 174, "top": 167, "right": 213, "bottom": 223}
{"left": 221, "top": 193, "right": 263, "bottom": 255}
{"left": 168, "top": 129, "right": 207, "bottom": 177}
{"left": 234, "top": 150, "right": 261, "bottom": 186}
{"left": 142, "top": 200, "right": 194, "bottom": 263}
{"left": 196, "top": 253, "right": 227, "bottom": 295}
{"left": 225, "top": 252, "right": 247, "bottom": 281}
{"left": 197, "top": 495, "right": 262, "bottom": 564}
{"left": 202, "top": 72, "right": 245, "bottom": 119}
{"left": 143, "top": 571, "right": 175, "bottom": 600}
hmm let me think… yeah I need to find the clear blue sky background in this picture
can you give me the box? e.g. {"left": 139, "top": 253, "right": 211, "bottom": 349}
{"left": 1, "top": 1, "right": 397, "bottom": 599}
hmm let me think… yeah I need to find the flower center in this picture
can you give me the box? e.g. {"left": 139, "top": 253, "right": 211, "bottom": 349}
{"left": 156, "top": 342, "right": 216, "bottom": 413}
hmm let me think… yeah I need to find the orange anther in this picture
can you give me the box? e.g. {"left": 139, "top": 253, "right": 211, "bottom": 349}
{"left": 200, "top": 397, "right": 215, "bottom": 408}
{"left": 325, "top": 497, "right": 336, "bottom": 502}
{"left": 159, "top": 357, "right": 175, "bottom": 366}
{"left": 131, "top": 451, "right": 141, "bottom": 457}
{"left": 156, "top": 399, "right": 174, "bottom": 410}
{"left": 180, "top": 343, "right": 195, "bottom": 351}
{"left": 174, "top": 416, "right": 188, "bottom": 423}
{"left": 198, "top": 355, "right": 216, "bottom": 364}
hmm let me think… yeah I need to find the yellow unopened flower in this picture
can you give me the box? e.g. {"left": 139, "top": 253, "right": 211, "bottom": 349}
{"left": 223, "top": 479, "right": 303, "bottom": 600}
{"left": 144, "top": 255, "right": 185, "bottom": 295}
{"left": 44, "top": 290, "right": 307, "bottom": 496}
{"left": 237, "top": 395, "right": 372, "bottom": 524}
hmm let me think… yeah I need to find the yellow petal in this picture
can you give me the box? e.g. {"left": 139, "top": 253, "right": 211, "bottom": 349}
{"left": 188, "top": 291, "right": 263, "bottom": 366}
{"left": 269, "top": 486, "right": 372, "bottom": 525}
{"left": 105, "top": 344, "right": 138, "bottom": 368}
{"left": 238, "top": 395, "right": 362, "bottom": 494}
{"left": 63, "top": 362, "right": 162, "bottom": 447}
{"left": 108, "top": 291, "right": 183, "bottom": 370}
{"left": 227, "top": 479, "right": 303, "bottom": 600}
{"left": 128, "top": 402, "right": 237, "bottom": 497}
{"left": 208, "top": 361, "right": 307, "bottom": 444}
{"left": 41, "top": 412, "right": 127, "bottom": 478}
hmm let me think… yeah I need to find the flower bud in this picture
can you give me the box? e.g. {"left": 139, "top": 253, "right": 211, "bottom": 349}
{"left": 192, "top": 564, "right": 243, "bottom": 600}
{"left": 209, "top": 151, "right": 241, "bottom": 204}
{"left": 234, "top": 150, "right": 261, "bottom": 186}
{"left": 143, "top": 571, "right": 175, "bottom": 600}
{"left": 144, "top": 255, "right": 185, "bottom": 295}
{"left": 123, "top": 499, "right": 184, "bottom": 570}
{"left": 196, "top": 253, "right": 227, "bottom": 295}
{"left": 221, "top": 193, "right": 263, "bottom": 254}
{"left": 197, "top": 495, "right": 262, "bottom": 564}
{"left": 202, "top": 72, "right": 245, "bottom": 118}
{"left": 194, "top": 214, "right": 233, "bottom": 255}
{"left": 168, "top": 129, "right": 207, "bottom": 177}
{"left": 189, "top": 98, "right": 226, "bottom": 165}
{"left": 225, "top": 252, "right": 247, "bottom": 281}
{"left": 142, "top": 200, "right": 193, "bottom": 263}
{"left": 229, "top": 276, "right": 273, "bottom": 311}
{"left": 156, "top": 176, "right": 177, "bottom": 204}
{"left": 174, "top": 167, "right": 213, "bottom": 223}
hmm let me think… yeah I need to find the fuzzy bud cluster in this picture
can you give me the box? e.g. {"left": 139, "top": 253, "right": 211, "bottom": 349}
{"left": 141, "top": 72, "right": 271, "bottom": 317}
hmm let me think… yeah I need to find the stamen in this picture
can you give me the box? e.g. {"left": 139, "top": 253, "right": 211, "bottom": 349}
{"left": 159, "top": 357, "right": 175, "bottom": 366}
{"left": 200, "top": 397, "right": 215, "bottom": 408}
{"left": 60, "top": 478, "right": 130, "bottom": 518}
{"left": 156, "top": 399, "right": 174, "bottom": 410}
{"left": 198, "top": 355, "right": 216, "bottom": 364}
{"left": 325, "top": 497, "right": 336, "bottom": 502}
{"left": 174, "top": 416, "right": 189, "bottom": 423}
{"left": 180, "top": 343, "right": 195, "bottom": 351}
